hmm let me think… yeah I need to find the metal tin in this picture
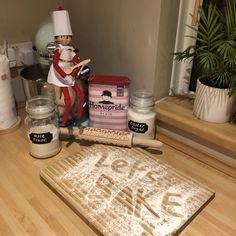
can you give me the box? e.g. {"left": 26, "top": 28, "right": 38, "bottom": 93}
{"left": 88, "top": 75, "right": 130, "bottom": 131}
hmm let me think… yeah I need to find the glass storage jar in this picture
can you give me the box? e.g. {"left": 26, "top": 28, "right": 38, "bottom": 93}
{"left": 127, "top": 91, "right": 156, "bottom": 139}
{"left": 25, "top": 96, "right": 61, "bottom": 158}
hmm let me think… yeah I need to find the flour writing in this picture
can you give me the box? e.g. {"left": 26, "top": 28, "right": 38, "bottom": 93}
{"left": 59, "top": 149, "right": 197, "bottom": 236}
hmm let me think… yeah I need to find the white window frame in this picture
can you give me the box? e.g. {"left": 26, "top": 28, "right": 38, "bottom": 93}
{"left": 170, "top": 0, "right": 203, "bottom": 95}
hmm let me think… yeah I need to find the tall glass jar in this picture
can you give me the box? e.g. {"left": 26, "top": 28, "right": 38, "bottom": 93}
{"left": 127, "top": 91, "right": 156, "bottom": 139}
{"left": 25, "top": 96, "right": 61, "bottom": 158}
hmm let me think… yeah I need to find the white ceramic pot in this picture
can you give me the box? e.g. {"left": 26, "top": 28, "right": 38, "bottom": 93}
{"left": 193, "top": 79, "right": 236, "bottom": 123}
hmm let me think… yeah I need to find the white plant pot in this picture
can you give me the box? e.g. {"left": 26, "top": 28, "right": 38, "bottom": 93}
{"left": 193, "top": 79, "right": 236, "bottom": 123}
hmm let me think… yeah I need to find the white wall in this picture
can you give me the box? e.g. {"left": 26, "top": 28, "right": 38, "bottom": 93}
{"left": 65, "top": 0, "right": 180, "bottom": 100}
{"left": 0, "top": 0, "right": 61, "bottom": 44}
{"left": 0, "top": 0, "right": 180, "bottom": 101}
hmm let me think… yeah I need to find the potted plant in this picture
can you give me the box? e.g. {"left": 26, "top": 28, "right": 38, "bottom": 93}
{"left": 174, "top": 0, "right": 236, "bottom": 123}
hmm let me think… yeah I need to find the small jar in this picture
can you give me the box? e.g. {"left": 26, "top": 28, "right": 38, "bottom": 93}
{"left": 127, "top": 91, "right": 156, "bottom": 139}
{"left": 25, "top": 96, "right": 61, "bottom": 158}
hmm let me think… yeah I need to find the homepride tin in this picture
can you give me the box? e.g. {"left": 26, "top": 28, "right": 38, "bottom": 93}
{"left": 88, "top": 75, "right": 130, "bottom": 130}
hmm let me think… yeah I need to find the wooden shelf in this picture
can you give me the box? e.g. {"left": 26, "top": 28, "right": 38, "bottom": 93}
{"left": 155, "top": 96, "right": 236, "bottom": 158}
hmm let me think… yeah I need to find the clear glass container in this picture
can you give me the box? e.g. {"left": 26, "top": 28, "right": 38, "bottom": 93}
{"left": 127, "top": 91, "right": 156, "bottom": 139}
{"left": 25, "top": 96, "right": 61, "bottom": 158}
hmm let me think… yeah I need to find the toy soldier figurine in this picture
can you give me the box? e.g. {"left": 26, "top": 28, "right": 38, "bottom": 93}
{"left": 47, "top": 7, "right": 84, "bottom": 126}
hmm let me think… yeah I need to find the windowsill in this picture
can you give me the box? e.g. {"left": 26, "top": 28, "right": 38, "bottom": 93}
{"left": 155, "top": 96, "right": 236, "bottom": 173}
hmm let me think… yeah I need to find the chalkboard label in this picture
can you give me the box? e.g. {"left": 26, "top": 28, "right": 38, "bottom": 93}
{"left": 29, "top": 132, "right": 53, "bottom": 144}
{"left": 128, "top": 120, "right": 148, "bottom": 133}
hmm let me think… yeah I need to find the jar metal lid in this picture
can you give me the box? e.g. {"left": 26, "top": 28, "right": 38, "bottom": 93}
{"left": 130, "top": 91, "right": 154, "bottom": 108}
{"left": 26, "top": 96, "right": 55, "bottom": 119}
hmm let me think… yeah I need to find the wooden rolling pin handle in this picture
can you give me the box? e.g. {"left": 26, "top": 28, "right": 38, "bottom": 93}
{"left": 132, "top": 137, "right": 163, "bottom": 148}
{"left": 60, "top": 127, "right": 74, "bottom": 136}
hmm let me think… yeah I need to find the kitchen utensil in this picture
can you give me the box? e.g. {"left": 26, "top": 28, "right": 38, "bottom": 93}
{"left": 64, "top": 58, "right": 91, "bottom": 74}
{"left": 60, "top": 126, "right": 163, "bottom": 148}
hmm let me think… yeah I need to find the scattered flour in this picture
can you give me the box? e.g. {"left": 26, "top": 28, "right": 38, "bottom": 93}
{"left": 53, "top": 145, "right": 213, "bottom": 236}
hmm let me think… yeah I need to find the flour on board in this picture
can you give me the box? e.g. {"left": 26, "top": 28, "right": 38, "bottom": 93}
{"left": 48, "top": 145, "right": 214, "bottom": 236}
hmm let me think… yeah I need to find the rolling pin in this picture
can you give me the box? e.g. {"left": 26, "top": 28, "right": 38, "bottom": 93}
{"left": 60, "top": 126, "right": 163, "bottom": 148}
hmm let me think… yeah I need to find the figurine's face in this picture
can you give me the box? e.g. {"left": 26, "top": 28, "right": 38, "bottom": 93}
{"left": 56, "top": 35, "right": 72, "bottom": 46}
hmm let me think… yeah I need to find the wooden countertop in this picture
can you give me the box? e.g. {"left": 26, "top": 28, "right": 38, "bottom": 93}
{"left": 0, "top": 108, "right": 236, "bottom": 235}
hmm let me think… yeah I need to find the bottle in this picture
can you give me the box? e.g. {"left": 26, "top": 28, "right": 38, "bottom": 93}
{"left": 127, "top": 91, "right": 156, "bottom": 139}
{"left": 25, "top": 96, "right": 61, "bottom": 158}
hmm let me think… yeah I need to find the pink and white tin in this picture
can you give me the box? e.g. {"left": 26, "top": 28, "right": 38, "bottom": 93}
{"left": 88, "top": 75, "right": 130, "bottom": 131}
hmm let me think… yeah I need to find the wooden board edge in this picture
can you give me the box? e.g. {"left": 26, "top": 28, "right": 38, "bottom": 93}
{"left": 40, "top": 173, "right": 103, "bottom": 236}
{"left": 174, "top": 192, "right": 215, "bottom": 235}
{"left": 40, "top": 145, "right": 216, "bottom": 236}
{"left": 40, "top": 169, "right": 215, "bottom": 236}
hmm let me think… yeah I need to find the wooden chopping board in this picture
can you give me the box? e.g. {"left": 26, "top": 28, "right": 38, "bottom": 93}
{"left": 40, "top": 144, "right": 215, "bottom": 236}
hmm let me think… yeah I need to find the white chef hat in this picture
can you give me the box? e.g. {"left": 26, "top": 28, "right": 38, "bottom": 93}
{"left": 52, "top": 7, "right": 72, "bottom": 36}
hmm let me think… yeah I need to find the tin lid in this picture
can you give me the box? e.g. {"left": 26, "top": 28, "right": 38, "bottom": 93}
{"left": 89, "top": 75, "right": 130, "bottom": 86}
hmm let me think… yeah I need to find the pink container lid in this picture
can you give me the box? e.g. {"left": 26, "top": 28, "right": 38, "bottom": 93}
{"left": 89, "top": 75, "right": 130, "bottom": 86}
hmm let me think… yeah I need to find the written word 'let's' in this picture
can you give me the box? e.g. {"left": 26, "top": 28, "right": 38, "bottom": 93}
{"left": 83, "top": 153, "right": 184, "bottom": 234}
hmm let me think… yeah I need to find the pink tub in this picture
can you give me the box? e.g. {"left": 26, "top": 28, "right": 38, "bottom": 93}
{"left": 88, "top": 75, "right": 130, "bottom": 131}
